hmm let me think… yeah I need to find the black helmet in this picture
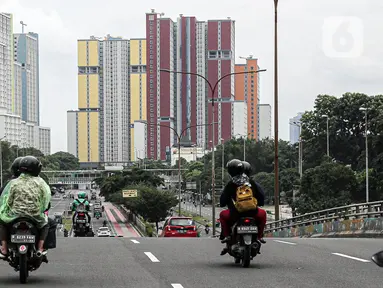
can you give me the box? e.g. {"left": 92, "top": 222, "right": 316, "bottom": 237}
{"left": 242, "top": 161, "right": 252, "bottom": 176}
{"left": 226, "top": 159, "right": 244, "bottom": 177}
{"left": 10, "top": 157, "right": 23, "bottom": 177}
{"left": 19, "top": 156, "right": 42, "bottom": 177}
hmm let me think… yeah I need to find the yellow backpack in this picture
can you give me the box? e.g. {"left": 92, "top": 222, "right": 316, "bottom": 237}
{"left": 233, "top": 183, "right": 258, "bottom": 213}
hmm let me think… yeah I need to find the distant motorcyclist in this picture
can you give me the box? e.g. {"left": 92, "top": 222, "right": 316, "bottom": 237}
{"left": 218, "top": 159, "right": 267, "bottom": 256}
{"left": 71, "top": 192, "right": 91, "bottom": 224}
{"left": 0, "top": 156, "right": 51, "bottom": 259}
{"left": 0, "top": 157, "right": 23, "bottom": 196}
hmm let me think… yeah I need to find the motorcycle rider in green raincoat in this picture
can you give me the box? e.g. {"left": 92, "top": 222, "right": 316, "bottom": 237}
{"left": 71, "top": 192, "right": 91, "bottom": 224}
{"left": 0, "top": 156, "right": 51, "bottom": 259}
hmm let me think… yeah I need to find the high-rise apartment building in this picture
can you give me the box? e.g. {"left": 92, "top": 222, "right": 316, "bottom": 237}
{"left": 232, "top": 100, "right": 247, "bottom": 137}
{"left": 145, "top": 12, "right": 176, "bottom": 160}
{"left": 206, "top": 19, "right": 236, "bottom": 149}
{"left": 175, "top": 16, "right": 208, "bottom": 148}
{"left": 103, "top": 35, "right": 130, "bottom": 162}
{"left": 289, "top": 112, "right": 303, "bottom": 144}
{"left": 67, "top": 37, "right": 102, "bottom": 165}
{"left": 234, "top": 57, "right": 260, "bottom": 140}
{"left": 129, "top": 38, "right": 147, "bottom": 160}
{"left": 0, "top": 14, "right": 50, "bottom": 154}
{"left": 0, "top": 13, "right": 13, "bottom": 113}
{"left": 14, "top": 32, "right": 40, "bottom": 125}
{"left": 258, "top": 104, "right": 271, "bottom": 139}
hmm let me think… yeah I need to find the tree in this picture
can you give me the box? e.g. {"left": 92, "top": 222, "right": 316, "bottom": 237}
{"left": 293, "top": 162, "right": 357, "bottom": 214}
{"left": 125, "top": 185, "right": 178, "bottom": 231}
{"left": 96, "top": 168, "right": 165, "bottom": 199}
{"left": 43, "top": 152, "right": 80, "bottom": 170}
{"left": 253, "top": 172, "right": 274, "bottom": 204}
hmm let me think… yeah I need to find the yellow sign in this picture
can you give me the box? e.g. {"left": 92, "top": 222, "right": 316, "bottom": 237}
{"left": 122, "top": 190, "right": 138, "bottom": 198}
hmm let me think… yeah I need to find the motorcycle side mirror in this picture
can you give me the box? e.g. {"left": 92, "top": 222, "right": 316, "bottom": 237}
{"left": 372, "top": 250, "right": 383, "bottom": 267}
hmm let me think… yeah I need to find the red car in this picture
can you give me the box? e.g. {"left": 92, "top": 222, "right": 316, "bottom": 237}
{"left": 160, "top": 217, "right": 198, "bottom": 237}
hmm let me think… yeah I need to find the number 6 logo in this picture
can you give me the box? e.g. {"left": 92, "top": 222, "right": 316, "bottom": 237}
{"left": 322, "top": 16, "right": 364, "bottom": 58}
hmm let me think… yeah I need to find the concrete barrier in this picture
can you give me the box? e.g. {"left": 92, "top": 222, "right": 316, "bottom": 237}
{"left": 265, "top": 217, "right": 383, "bottom": 238}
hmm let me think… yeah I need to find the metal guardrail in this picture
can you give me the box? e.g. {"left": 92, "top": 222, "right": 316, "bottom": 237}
{"left": 265, "top": 201, "right": 383, "bottom": 233}
{"left": 120, "top": 205, "right": 158, "bottom": 237}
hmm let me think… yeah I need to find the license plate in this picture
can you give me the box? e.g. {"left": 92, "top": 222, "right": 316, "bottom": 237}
{"left": 11, "top": 234, "right": 36, "bottom": 244}
{"left": 237, "top": 226, "right": 258, "bottom": 234}
{"left": 178, "top": 230, "right": 186, "bottom": 234}
{"left": 77, "top": 220, "right": 86, "bottom": 223}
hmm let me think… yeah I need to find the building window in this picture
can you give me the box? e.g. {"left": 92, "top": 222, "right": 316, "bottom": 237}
{"left": 208, "top": 51, "right": 217, "bottom": 59}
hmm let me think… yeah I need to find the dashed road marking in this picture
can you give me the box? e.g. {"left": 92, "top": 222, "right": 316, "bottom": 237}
{"left": 144, "top": 252, "right": 160, "bottom": 262}
{"left": 131, "top": 239, "right": 140, "bottom": 244}
{"left": 273, "top": 240, "right": 297, "bottom": 245}
{"left": 171, "top": 284, "right": 184, "bottom": 288}
{"left": 332, "top": 252, "right": 370, "bottom": 263}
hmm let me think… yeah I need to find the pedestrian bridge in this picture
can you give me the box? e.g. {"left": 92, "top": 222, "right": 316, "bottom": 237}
{"left": 43, "top": 168, "right": 187, "bottom": 185}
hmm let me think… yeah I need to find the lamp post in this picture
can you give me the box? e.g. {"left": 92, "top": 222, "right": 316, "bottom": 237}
{"left": 291, "top": 121, "right": 302, "bottom": 178}
{"left": 273, "top": 0, "right": 280, "bottom": 221}
{"left": 221, "top": 138, "right": 224, "bottom": 189}
{"left": 161, "top": 68, "right": 266, "bottom": 236}
{"left": 359, "top": 107, "right": 369, "bottom": 203}
{"left": 322, "top": 115, "right": 329, "bottom": 157}
{"left": 146, "top": 122, "right": 217, "bottom": 216}
{"left": 0, "top": 136, "right": 6, "bottom": 187}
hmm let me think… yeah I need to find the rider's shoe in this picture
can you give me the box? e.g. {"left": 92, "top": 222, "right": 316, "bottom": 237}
{"left": 220, "top": 247, "right": 229, "bottom": 255}
{"left": 259, "top": 238, "right": 266, "bottom": 244}
{"left": 221, "top": 236, "right": 231, "bottom": 244}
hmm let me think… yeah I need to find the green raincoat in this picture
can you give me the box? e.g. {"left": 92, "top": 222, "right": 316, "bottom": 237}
{"left": 0, "top": 174, "right": 51, "bottom": 229}
{"left": 71, "top": 198, "right": 90, "bottom": 212}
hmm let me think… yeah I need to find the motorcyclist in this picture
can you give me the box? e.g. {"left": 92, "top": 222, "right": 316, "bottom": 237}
{"left": 218, "top": 159, "right": 267, "bottom": 256}
{"left": 71, "top": 191, "right": 91, "bottom": 224}
{"left": 0, "top": 156, "right": 51, "bottom": 259}
{"left": 0, "top": 157, "right": 23, "bottom": 196}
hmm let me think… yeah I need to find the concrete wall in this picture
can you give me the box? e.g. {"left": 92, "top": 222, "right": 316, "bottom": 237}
{"left": 265, "top": 217, "right": 383, "bottom": 238}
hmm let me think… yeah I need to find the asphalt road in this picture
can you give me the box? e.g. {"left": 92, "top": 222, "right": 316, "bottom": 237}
{"left": 0, "top": 237, "right": 382, "bottom": 287}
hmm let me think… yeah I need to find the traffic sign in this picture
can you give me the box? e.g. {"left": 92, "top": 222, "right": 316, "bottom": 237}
{"left": 122, "top": 189, "right": 138, "bottom": 198}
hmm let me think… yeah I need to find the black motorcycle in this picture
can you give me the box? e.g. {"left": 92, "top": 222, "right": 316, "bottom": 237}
{"left": 225, "top": 217, "right": 261, "bottom": 268}
{"left": 6, "top": 218, "right": 47, "bottom": 283}
{"left": 73, "top": 212, "right": 89, "bottom": 237}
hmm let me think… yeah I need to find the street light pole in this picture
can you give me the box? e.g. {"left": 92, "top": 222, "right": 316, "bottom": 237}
{"left": 273, "top": 0, "right": 280, "bottom": 221}
{"left": 322, "top": 115, "right": 330, "bottom": 157}
{"left": 360, "top": 107, "right": 369, "bottom": 203}
{"left": 161, "top": 68, "right": 266, "bottom": 236}
{"left": 0, "top": 136, "right": 6, "bottom": 187}
{"left": 221, "top": 138, "right": 224, "bottom": 188}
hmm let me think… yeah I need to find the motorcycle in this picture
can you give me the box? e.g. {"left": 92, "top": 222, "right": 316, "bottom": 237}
{"left": 224, "top": 217, "right": 261, "bottom": 268}
{"left": 73, "top": 204, "right": 90, "bottom": 237}
{"left": 6, "top": 218, "right": 47, "bottom": 284}
{"left": 94, "top": 211, "right": 101, "bottom": 220}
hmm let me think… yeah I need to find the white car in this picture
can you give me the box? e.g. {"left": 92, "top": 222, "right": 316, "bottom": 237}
{"left": 97, "top": 227, "right": 111, "bottom": 237}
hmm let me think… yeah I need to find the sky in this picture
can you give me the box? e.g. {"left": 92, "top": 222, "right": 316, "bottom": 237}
{"left": 1, "top": 0, "right": 382, "bottom": 153}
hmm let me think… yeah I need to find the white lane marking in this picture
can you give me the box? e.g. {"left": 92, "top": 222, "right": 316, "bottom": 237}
{"left": 171, "top": 284, "right": 184, "bottom": 288}
{"left": 131, "top": 239, "right": 140, "bottom": 244}
{"left": 144, "top": 252, "right": 160, "bottom": 262}
{"left": 273, "top": 240, "right": 297, "bottom": 245}
{"left": 332, "top": 253, "right": 370, "bottom": 263}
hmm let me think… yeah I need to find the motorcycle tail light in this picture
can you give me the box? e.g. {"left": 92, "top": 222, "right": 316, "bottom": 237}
{"left": 78, "top": 213, "right": 85, "bottom": 216}
{"left": 244, "top": 218, "right": 251, "bottom": 223}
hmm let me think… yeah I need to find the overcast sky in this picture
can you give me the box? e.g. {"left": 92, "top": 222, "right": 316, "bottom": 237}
{"left": 1, "top": 0, "right": 382, "bottom": 153}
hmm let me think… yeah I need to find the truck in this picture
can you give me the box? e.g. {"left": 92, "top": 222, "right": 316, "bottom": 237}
{"left": 93, "top": 203, "right": 102, "bottom": 219}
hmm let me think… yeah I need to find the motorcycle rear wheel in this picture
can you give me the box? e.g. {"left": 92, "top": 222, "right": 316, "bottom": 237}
{"left": 242, "top": 245, "right": 251, "bottom": 268}
{"left": 19, "top": 254, "right": 28, "bottom": 284}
